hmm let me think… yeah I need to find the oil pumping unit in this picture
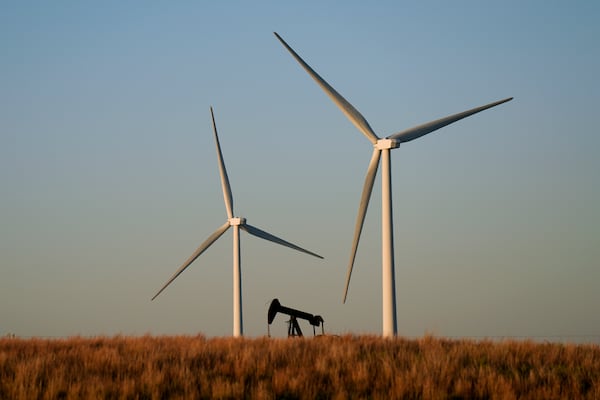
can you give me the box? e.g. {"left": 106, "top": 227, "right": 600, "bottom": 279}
{"left": 267, "top": 298, "right": 324, "bottom": 337}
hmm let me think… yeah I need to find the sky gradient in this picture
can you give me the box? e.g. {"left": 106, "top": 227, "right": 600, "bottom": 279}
{"left": 1, "top": 2, "right": 599, "bottom": 340}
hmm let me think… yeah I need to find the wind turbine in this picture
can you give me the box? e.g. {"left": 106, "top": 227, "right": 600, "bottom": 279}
{"left": 152, "top": 107, "right": 323, "bottom": 337}
{"left": 274, "top": 32, "right": 512, "bottom": 337}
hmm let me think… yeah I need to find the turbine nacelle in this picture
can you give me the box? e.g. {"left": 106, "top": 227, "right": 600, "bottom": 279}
{"left": 229, "top": 217, "right": 246, "bottom": 226}
{"left": 376, "top": 138, "right": 400, "bottom": 150}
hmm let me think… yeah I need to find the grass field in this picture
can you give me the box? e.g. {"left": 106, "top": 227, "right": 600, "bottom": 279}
{"left": 1, "top": 334, "right": 599, "bottom": 399}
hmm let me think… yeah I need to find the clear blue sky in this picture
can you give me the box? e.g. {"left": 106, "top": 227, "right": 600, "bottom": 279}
{"left": 1, "top": 2, "right": 599, "bottom": 340}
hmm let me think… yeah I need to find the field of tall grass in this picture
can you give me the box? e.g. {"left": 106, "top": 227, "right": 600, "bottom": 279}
{"left": 1, "top": 334, "right": 599, "bottom": 399}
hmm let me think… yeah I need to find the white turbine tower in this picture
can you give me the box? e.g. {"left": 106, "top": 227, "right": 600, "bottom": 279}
{"left": 152, "top": 107, "right": 323, "bottom": 337}
{"left": 275, "top": 32, "right": 512, "bottom": 337}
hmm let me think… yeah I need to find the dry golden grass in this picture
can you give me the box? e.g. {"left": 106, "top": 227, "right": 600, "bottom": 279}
{"left": 1, "top": 334, "right": 599, "bottom": 399}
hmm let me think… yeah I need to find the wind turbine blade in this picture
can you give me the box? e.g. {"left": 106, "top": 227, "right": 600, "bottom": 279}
{"left": 274, "top": 32, "right": 379, "bottom": 144}
{"left": 389, "top": 97, "right": 513, "bottom": 143}
{"left": 343, "top": 148, "right": 381, "bottom": 303}
{"left": 210, "top": 107, "right": 234, "bottom": 219}
{"left": 151, "top": 221, "right": 230, "bottom": 301}
{"left": 241, "top": 223, "right": 324, "bottom": 259}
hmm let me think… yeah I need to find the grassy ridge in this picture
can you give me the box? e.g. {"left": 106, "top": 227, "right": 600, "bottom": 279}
{"left": 1, "top": 335, "right": 599, "bottom": 399}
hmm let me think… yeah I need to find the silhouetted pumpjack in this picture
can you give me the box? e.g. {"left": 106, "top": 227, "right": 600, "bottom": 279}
{"left": 267, "top": 298, "right": 324, "bottom": 337}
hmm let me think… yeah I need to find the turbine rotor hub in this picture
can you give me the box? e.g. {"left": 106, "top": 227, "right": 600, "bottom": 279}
{"left": 229, "top": 217, "right": 246, "bottom": 226}
{"left": 375, "top": 138, "right": 400, "bottom": 150}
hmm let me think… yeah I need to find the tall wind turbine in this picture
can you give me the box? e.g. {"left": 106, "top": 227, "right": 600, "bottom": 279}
{"left": 275, "top": 32, "right": 512, "bottom": 337}
{"left": 152, "top": 107, "right": 323, "bottom": 337}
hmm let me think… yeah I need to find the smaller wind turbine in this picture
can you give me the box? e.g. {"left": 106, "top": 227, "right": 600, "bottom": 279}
{"left": 275, "top": 32, "right": 512, "bottom": 337}
{"left": 152, "top": 107, "right": 323, "bottom": 337}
